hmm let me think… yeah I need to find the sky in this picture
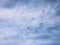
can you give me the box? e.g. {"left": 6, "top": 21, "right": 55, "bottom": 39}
{"left": 0, "top": 0, "right": 60, "bottom": 45}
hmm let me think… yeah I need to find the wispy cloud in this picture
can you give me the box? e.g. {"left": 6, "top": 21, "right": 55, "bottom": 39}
{"left": 0, "top": 0, "right": 60, "bottom": 45}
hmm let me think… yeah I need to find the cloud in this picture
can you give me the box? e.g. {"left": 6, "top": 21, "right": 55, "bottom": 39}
{"left": 0, "top": 0, "right": 60, "bottom": 45}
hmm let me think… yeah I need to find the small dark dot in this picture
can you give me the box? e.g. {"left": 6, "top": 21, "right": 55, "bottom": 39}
{"left": 35, "top": 30, "right": 38, "bottom": 32}
{"left": 32, "top": 18, "right": 35, "bottom": 19}
{"left": 25, "top": 33, "right": 28, "bottom": 36}
{"left": 43, "top": 10, "right": 44, "bottom": 12}
{"left": 39, "top": 23, "right": 43, "bottom": 25}
{"left": 27, "top": 26, "right": 30, "bottom": 29}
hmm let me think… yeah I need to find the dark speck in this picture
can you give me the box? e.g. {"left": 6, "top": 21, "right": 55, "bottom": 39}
{"left": 39, "top": 23, "right": 43, "bottom": 25}
{"left": 27, "top": 26, "right": 30, "bottom": 29}
{"left": 42, "top": 10, "right": 44, "bottom": 12}
{"left": 32, "top": 18, "right": 35, "bottom": 19}
{"left": 35, "top": 30, "right": 38, "bottom": 32}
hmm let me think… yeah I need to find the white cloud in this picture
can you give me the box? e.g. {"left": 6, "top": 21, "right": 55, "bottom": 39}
{"left": 0, "top": 27, "right": 17, "bottom": 39}
{"left": 0, "top": 0, "right": 60, "bottom": 45}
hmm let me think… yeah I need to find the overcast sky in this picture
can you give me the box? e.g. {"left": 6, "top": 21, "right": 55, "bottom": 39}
{"left": 0, "top": 0, "right": 60, "bottom": 45}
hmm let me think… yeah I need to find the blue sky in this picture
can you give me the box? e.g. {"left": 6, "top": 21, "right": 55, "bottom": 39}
{"left": 0, "top": 0, "right": 60, "bottom": 45}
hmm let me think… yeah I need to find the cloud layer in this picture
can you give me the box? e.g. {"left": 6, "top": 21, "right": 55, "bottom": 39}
{"left": 0, "top": 0, "right": 60, "bottom": 45}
